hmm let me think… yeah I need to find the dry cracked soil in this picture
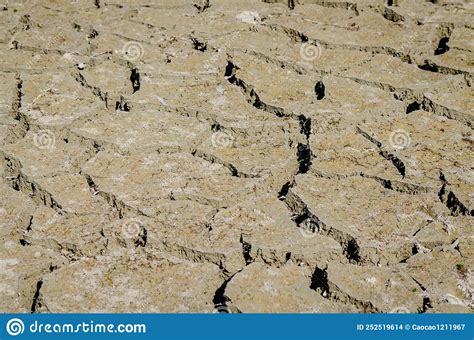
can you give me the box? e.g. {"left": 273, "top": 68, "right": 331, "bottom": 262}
{"left": 0, "top": 0, "right": 473, "bottom": 313}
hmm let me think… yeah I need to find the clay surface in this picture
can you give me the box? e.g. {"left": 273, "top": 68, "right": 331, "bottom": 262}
{"left": 0, "top": 0, "right": 472, "bottom": 313}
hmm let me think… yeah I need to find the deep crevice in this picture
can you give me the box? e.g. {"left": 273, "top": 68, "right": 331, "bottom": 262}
{"left": 224, "top": 60, "right": 287, "bottom": 117}
{"left": 130, "top": 68, "right": 140, "bottom": 93}
{"left": 379, "top": 151, "right": 406, "bottom": 178}
{"left": 134, "top": 227, "right": 147, "bottom": 247}
{"left": 191, "top": 36, "right": 207, "bottom": 52}
{"left": 297, "top": 143, "right": 312, "bottom": 174}
{"left": 282, "top": 191, "right": 361, "bottom": 264}
{"left": 410, "top": 277, "right": 433, "bottom": 313}
{"left": 115, "top": 96, "right": 131, "bottom": 111}
{"left": 438, "top": 182, "right": 473, "bottom": 217}
{"left": 406, "top": 101, "right": 421, "bottom": 113}
{"left": 314, "top": 80, "right": 325, "bottom": 100}
{"left": 31, "top": 280, "right": 44, "bottom": 313}
{"left": 298, "top": 114, "right": 312, "bottom": 140}
{"left": 310, "top": 267, "right": 329, "bottom": 293}
{"left": 278, "top": 181, "right": 292, "bottom": 200}
{"left": 434, "top": 37, "right": 450, "bottom": 56}
{"left": 213, "top": 271, "right": 241, "bottom": 306}
{"left": 418, "top": 61, "right": 439, "bottom": 72}
{"left": 194, "top": 0, "right": 210, "bottom": 13}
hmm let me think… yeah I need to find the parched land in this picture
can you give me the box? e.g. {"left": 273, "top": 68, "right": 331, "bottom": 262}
{"left": 0, "top": 0, "right": 472, "bottom": 313}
